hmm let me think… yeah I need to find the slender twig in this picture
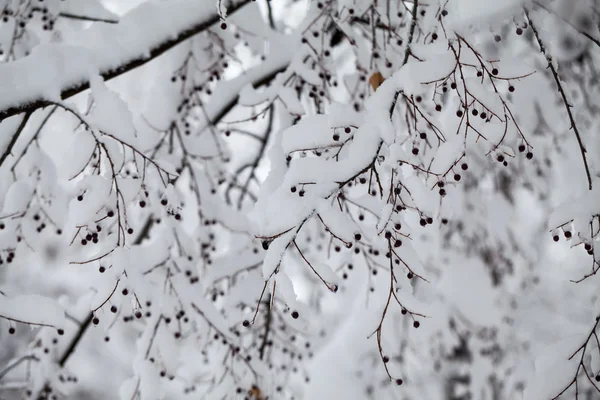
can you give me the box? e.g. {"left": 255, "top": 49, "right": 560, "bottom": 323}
{"left": 264, "top": 0, "right": 276, "bottom": 30}
{"left": 550, "top": 317, "right": 600, "bottom": 399}
{"left": 0, "top": 356, "right": 39, "bottom": 380}
{"left": 0, "top": 112, "right": 32, "bottom": 168}
{"left": 58, "top": 218, "right": 154, "bottom": 367}
{"left": 258, "top": 301, "right": 272, "bottom": 360}
{"left": 402, "top": 0, "right": 419, "bottom": 66}
{"left": 390, "top": 0, "right": 419, "bottom": 119}
{"left": 526, "top": 9, "right": 592, "bottom": 190}
{"left": 58, "top": 13, "right": 119, "bottom": 24}
{"left": 236, "top": 105, "right": 274, "bottom": 209}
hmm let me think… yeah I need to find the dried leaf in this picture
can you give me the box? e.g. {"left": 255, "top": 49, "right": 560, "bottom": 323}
{"left": 369, "top": 71, "right": 385, "bottom": 91}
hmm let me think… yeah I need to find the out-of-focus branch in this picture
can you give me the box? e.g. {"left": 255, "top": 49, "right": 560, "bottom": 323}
{"left": 258, "top": 301, "right": 272, "bottom": 360}
{"left": 9, "top": 106, "right": 58, "bottom": 173}
{"left": 236, "top": 105, "right": 274, "bottom": 209}
{"left": 264, "top": 0, "right": 276, "bottom": 29}
{"left": 58, "top": 314, "right": 92, "bottom": 367}
{"left": 532, "top": 0, "right": 600, "bottom": 49}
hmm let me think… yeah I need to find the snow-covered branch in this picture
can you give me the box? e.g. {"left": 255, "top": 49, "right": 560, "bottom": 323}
{"left": 0, "top": 0, "right": 250, "bottom": 123}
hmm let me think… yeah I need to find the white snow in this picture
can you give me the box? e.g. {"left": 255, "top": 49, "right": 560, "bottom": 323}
{"left": 0, "top": 293, "right": 66, "bottom": 329}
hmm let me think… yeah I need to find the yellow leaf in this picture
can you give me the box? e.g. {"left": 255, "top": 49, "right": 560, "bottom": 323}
{"left": 369, "top": 71, "right": 385, "bottom": 91}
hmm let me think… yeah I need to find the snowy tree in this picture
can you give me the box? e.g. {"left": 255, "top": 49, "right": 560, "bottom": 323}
{"left": 0, "top": 0, "right": 599, "bottom": 399}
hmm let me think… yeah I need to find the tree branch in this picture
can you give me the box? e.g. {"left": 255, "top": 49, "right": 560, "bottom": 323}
{"left": 42, "top": 0, "right": 297, "bottom": 370}
{"left": 58, "top": 313, "right": 92, "bottom": 367}
{"left": 237, "top": 105, "right": 274, "bottom": 209}
{"left": 54, "top": 53, "right": 290, "bottom": 367}
{"left": 526, "top": 8, "right": 593, "bottom": 190}
{"left": 58, "top": 12, "right": 119, "bottom": 24}
{"left": 0, "top": 112, "right": 32, "bottom": 168}
{"left": 0, "top": 0, "right": 251, "bottom": 123}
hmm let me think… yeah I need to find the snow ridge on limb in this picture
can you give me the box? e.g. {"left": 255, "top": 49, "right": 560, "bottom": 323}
{"left": 0, "top": 0, "right": 251, "bottom": 123}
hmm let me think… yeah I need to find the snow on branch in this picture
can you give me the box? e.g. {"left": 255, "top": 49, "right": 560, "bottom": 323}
{"left": 0, "top": 293, "right": 66, "bottom": 333}
{"left": 0, "top": 0, "right": 251, "bottom": 123}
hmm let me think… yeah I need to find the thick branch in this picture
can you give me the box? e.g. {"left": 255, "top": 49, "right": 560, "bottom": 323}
{"left": 0, "top": 0, "right": 251, "bottom": 123}
{"left": 58, "top": 313, "right": 92, "bottom": 367}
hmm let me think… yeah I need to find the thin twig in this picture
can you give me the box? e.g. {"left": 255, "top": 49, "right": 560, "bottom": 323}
{"left": 0, "top": 112, "right": 32, "bottom": 168}
{"left": 526, "top": 8, "right": 592, "bottom": 190}
{"left": 58, "top": 13, "right": 119, "bottom": 24}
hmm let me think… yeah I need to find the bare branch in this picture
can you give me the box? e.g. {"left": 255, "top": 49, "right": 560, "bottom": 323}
{"left": 526, "top": 8, "right": 593, "bottom": 190}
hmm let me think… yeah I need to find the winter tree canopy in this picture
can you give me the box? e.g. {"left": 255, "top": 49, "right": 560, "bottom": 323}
{"left": 0, "top": 0, "right": 599, "bottom": 399}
